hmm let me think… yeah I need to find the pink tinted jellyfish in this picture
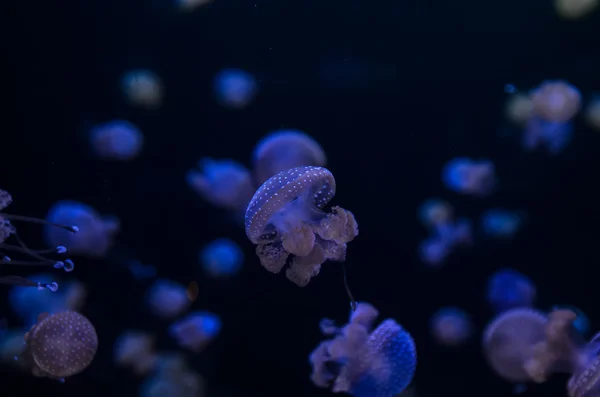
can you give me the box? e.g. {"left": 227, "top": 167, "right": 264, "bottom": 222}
{"left": 430, "top": 307, "right": 472, "bottom": 347}
{"left": 245, "top": 166, "right": 359, "bottom": 304}
{"left": 22, "top": 311, "right": 98, "bottom": 381}
{"left": 441, "top": 157, "right": 496, "bottom": 197}
{"left": 309, "top": 302, "right": 417, "bottom": 397}
{"left": 0, "top": 189, "right": 77, "bottom": 290}
{"left": 251, "top": 130, "right": 327, "bottom": 186}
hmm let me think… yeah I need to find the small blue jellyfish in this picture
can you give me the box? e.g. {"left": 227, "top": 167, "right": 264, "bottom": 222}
{"left": 213, "top": 68, "right": 258, "bottom": 109}
{"left": 430, "top": 307, "right": 472, "bottom": 347}
{"left": 309, "top": 302, "right": 416, "bottom": 397}
{"left": 121, "top": 69, "right": 164, "bottom": 109}
{"left": 89, "top": 120, "right": 144, "bottom": 161}
{"left": 200, "top": 238, "right": 243, "bottom": 278}
{"left": 418, "top": 237, "right": 449, "bottom": 267}
{"left": 169, "top": 311, "right": 221, "bottom": 352}
{"left": 146, "top": 279, "right": 190, "bottom": 319}
{"left": 417, "top": 199, "right": 454, "bottom": 232}
{"left": 481, "top": 209, "right": 523, "bottom": 239}
{"left": 441, "top": 157, "right": 496, "bottom": 197}
{"left": 523, "top": 116, "right": 573, "bottom": 154}
{"left": 486, "top": 268, "right": 536, "bottom": 313}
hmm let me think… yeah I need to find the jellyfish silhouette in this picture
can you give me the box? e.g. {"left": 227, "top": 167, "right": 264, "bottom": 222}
{"left": 245, "top": 166, "right": 358, "bottom": 305}
{"left": 23, "top": 311, "right": 98, "bottom": 380}
{"left": 309, "top": 302, "right": 417, "bottom": 397}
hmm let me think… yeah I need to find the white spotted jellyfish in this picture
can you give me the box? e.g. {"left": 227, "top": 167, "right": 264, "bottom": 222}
{"left": 309, "top": 302, "right": 417, "bottom": 397}
{"left": 0, "top": 189, "right": 78, "bottom": 291}
{"left": 22, "top": 311, "right": 98, "bottom": 381}
{"left": 244, "top": 166, "right": 359, "bottom": 306}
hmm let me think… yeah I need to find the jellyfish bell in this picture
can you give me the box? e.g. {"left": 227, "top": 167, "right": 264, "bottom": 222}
{"left": 121, "top": 69, "right": 164, "bottom": 109}
{"left": 531, "top": 80, "right": 582, "bottom": 123}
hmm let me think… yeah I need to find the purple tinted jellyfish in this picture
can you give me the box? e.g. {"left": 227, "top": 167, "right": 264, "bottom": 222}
{"left": 245, "top": 166, "right": 359, "bottom": 289}
{"left": 146, "top": 279, "right": 190, "bottom": 319}
{"left": 23, "top": 311, "right": 98, "bottom": 380}
{"left": 523, "top": 116, "right": 574, "bottom": 154}
{"left": 121, "top": 69, "right": 164, "bottom": 109}
{"left": 187, "top": 157, "right": 254, "bottom": 215}
{"left": 44, "top": 200, "right": 119, "bottom": 258}
{"left": 213, "top": 68, "right": 258, "bottom": 109}
{"left": 486, "top": 268, "right": 536, "bottom": 313}
{"left": 169, "top": 311, "right": 221, "bottom": 352}
{"left": 114, "top": 331, "right": 157, "bottom": 376}
{"left": 441, "top": 157, "right": 496, "bottom": 197}
{"left": 89, "top": 120, "right": 144, "bottom": 161}
{"left": 200, "top": 238, "right": 243, "bottom": 278}
{"left": 531, "top": 80, "right": 582, "bottom": 123}
{"left": 309, "top": 302, "right": 417, "bottom": 397}
{"left": 481, "top": 209, "right": 523, "bottom": 239}
{"left": 430, "top": 307, "right": 472, "bottom": 347}
{"left": 251, "top": 130, "right": 327, "bottom": 186}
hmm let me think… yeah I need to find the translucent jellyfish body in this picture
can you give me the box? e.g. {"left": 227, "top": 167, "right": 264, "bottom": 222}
{"left": 309, "top": 303, "right": 417, "bottom": 397}
{"left": 200, "top": 238, "right": 243, "bottom": 278}
{"left": 555, "top": 0, "right": 598, "bottom": 18}
{"left": 114, "top": 331, "right": 157, "bottom": 376}
{"left": 213, "top": 68, "right": 258, "bottom": 109}
{"left": 245, "top": 166, "right": 359, "bottom": 287}
{"left": 89, "top": 120, "right": 144, "bottom": 161}
{"left": 251, "top": 130, "right": 327, "bottom": 186}
{"left": 551, "top": 305, "right": 590, "bottom": 336}
{"left": 418, "top": 213, "right": 472, "bottom": 267}
{"left": 505, "top": 94, "right": 534, "bottom": 126}
{"left": 121, "top": 69, "right": 163, "bottom": 109}
{"left": 486, "top": 269, "right": 536, "bottom": 313}
{"left": 523, "top": 116, "right": 574, "bottom": 154}
{"left": 23, "top": 311, "right": 98, "bottom": 380}
{"left": 140, "top": 353, "right": 205, "bottom": 397}
{"left": 169, "top": 311, "right": 221, "bottom": 352}
{"left": 430, "top": 307, "right": 472, "bottom": 347}
{"left": 441, "top": 157, "right": 496, "bottom": 197}
{"left": 44, "top": 200, "right": 119, "bottom": 258}
{"left": 531, "top": 80, "right": 582, "bottom": 123}
{"left": 146, "top": 279, "right": 191, "bottom": 319}
{"left": 481, "top": 209, "right": 523, "bottom": 239}
{"left": 417, "top": 199, "right": 454, "bottom": 232}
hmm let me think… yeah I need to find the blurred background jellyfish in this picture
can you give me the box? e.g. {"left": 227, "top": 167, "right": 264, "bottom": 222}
{"left": 523, "top": 115, "right": 574, "bottom": 154}
{"left": 114, "top": 330, "right": 157, "bottom": 376}
{"left": 22, "top": 311, "right": 98, "bottom": 380}
{"left": 176, "top": 0, "right": 212, "bottom": 12}
{"left": 89, "top": 120, "right": 144, "bottom": 161}
{"left": 0, "top": 327, "right": 28, "bottom": 369}
{"left": 505, "top": 93, "right": 534, "bottom": 126}
{"left": 146, "top": 279, "right": 190, "bottom": 319}
{"left": 121, "top": 69, "right": 164, "bottom": 109}
{"left": 169, "top": 311, "right": 221, "bottom": 352}
{"left": 441, "top": 157, "right": 496, "bottom": 197}
{"left": 555, "top": 0, "right": 598, "bottom": 18}
{"left": 213, "top": 68, "right": 258, "bottom": 109}
{"left": 430, "top": 307, "right": 472, "bottom": 347}
{"left": 245, "top": 166, "right": 359, "bottom": 291}
{"left": 140, "top": 352, "right": 205, "bottom": 397}
{"left": 485, "top": 268, "right": 536, "bottom": 313}
{"left": 585, "top": 96, "right": 600, "bottom": 131}
{"left": 251, "top": 130, "right": 327, "bottom": 186}
{"left": 531, "top": 80, "right": 582, "bottom": 123}
{"left": 187, "top": 157, "right": 254, "bottom": 217}
{"left": 480, "top": 209, "right": 523, "bottom": 239}
{"left": 44, "top": 200, "right": 120, "bottom": 258}
{"left": 309, "top": 302, "right": 416, "bottom": 397}
{"left": 418, "top": 237, "right": 449, "bottom": 267}
{"left": 417, "top": 199, "right": 454, "bottom": 233}
{"left": 551, "top": 305, "right": 590, "bottom": 336}
{"left": 200, "top": 238, "right": 243, "bottom": 278}
{"left": 419, "top": 216, "right": 472, "bottom": 267}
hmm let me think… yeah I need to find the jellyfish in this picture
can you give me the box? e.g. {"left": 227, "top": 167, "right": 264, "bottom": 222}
{"left": 418, "top": 237, "right": 449, "bottom": 267}
{"left": 213, "top": 68, "right": 258, "bottom": 109}
{"left": 430, "top": 307, "right": 472, "bottom": 347}
{"left": 146, "top": 279, "right": 190, "bottom": 319}
{"left": 251, "top": 130, "right": 327, "bottom": 186}
{"left": 43, "top": 200, "right": 118, "bottom": 258}
{"left": 126, "top": 260, "right": 157, "bottom": 280}
{"left": 309, "top": 302, "right": 416, "bottom": 397}
{"left": 200, "top": 238, "right": 244, "bottom": 278}
{"left": 531, "top": 80, "right": 582, "bottom": 123}
{"left": 169, "top": 311, "right": 221, "bottom": 352}
{"left": 551, "top": 305, "right": 590, "bottom": 337}
{"left": 187, "top": 158, "right": 254, "bottom": 216}
{"left": 140, "top": 352, "right": 205, "bottom": 397}
{"left": 486, "top": 269, "right": 536, "bottom": 313}
{"left": 481, "top": 209, "right": 523, "bottom": 239}
{"left": 0, "top": 328, "right": 28, "bottom": 369}
{"left": 176, "top": 0, "right": 212, "bottom": 11}
{"left": 417, "top": 199, "right": 454, "bottom": 232}
{"left": 22, "top": 311, "right": 98, "bottom": 380}
{"left": 121, "top": 69, "right": 163, "bottom": 109}
{"left": 523, "top": 116, "right": 574, "bottom": 154}
{"left": 114, "top": 331, "right": 157, "bottom": 376}
{"left": 89, "top": 120, "right": 144, "bottom": 161}
{"left": 441, "top": 157, "right": 496, "bottom": 197}
{"left": 555, "top": 0, "right": 598, "bottom": 18}
{"left": 584, "top": 97, "right": 600, "bottom": 131}
{"left": 482, "top": 307, "right": 547, "bottom": 383}
{"left": 245, "top": 166, "right": 359, "bottom": 297}
{"left": 0, "top": 189, "right": 77, "bottom": 290}
{"left": 505, "top": 93, "right": 534, "bottom": 126}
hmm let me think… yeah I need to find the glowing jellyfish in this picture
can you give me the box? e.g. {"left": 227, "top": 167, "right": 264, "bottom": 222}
{"left": 169, "top": 311, "right": 221, "bottom": 352}
{"left": 505, "top": 94, "right": 534, "bottom": 126}
{"left": 486, "top": 269, "right": 536, "bottom": 313}
{"left": 245, "top": 166, "right": 359, "bottom": 291}
{"left": 121, "top": 69, "right": 163, "bottom": 109}
{"left": 430, "top": 307, "right": 472, "bottom": 347}
{"left": 146, "top": 279, "right": 190, "bottom": 319}
{"left": 23, "top": 311, "right": 98, "bottom": 380}
{"left": 523, "top": 116, "right": 574, "bottom": 154}
{"left": 44, "top": 200, "right": 119, "bottom": 258}
{"left": 482, "top": 308, "right": 547, "bottom": 383}
{"left": 213, "top": 68, "right": 258, "bottom": 109}
{"left": 551, "top": 305, "right": 590, "bottom": 336}
{"left": 555, "top": 0, "right": 598, "bottom": 19}
{"left": 176, "top": 0, "right": 212, "bottom": 11}
{"left": 481, "top": 209, "right": 523, "bottom": 239}
{"left": 417, "top": 199, "right": 454, "bottom": 232}
{"left": 0, "top": 189, "right": 77, "bottom": 290}
{"left": 418, "top": 237, "right": 449, "bottom": 267}
{"left": 89, "top": 120, "right": 144, "bottom": 161}
{"left": 114, "top": 331, "right": 157, "bottom": 376}
{"left": 140, "top": 352, "right": 205, "bottom": 397}
{"left": 531, "top": 80, "right": 582, "bottom": 123}
{"left": 419, "top": 216, "right": 472, "bottom": 267}
{"left": 309, "top": 302, "right": 416, "bottom": 397}
{"left": 187, "top": 158, "right": 254, "bottom": 215}
{"left": 251, "top": 130, "right": 327, "bottom": 186}
{"left": 584, "top": 97, "right": 600, "bottom": 131}
{"left": 200, "top": 238, "right": 243, "bottom": 278}
{"left": 441, "top": 157, "right": 496, "bottom": 197}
